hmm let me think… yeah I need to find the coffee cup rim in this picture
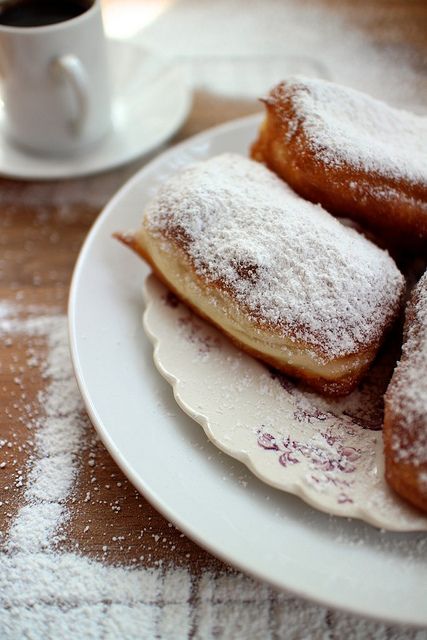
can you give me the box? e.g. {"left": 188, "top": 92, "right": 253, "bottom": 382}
{"left": 0, "top": 0, "right": 99, "bottom": 34}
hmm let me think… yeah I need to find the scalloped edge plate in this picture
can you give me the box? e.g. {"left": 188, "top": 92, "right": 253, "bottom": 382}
{"left": 143, "top": 275, "right": 427, "bottom": 532}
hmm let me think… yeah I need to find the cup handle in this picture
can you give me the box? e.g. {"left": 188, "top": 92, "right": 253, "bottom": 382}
{"left": 50, "top": 55, "right": 89, "bottom": 135}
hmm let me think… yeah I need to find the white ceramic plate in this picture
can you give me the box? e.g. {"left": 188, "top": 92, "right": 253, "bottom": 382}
{"left": 69, "top": 115, "right": 427, "bottom": 627}
{"left": 0, "top": 39, "right": 191, "bottom": 180}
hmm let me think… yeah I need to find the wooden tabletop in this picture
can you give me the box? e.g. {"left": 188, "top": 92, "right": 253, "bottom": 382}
{"left": 1, "top": 1, "right": 427, "bottom": 635}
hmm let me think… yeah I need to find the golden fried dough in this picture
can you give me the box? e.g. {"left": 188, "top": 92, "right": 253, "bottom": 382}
{"left": 251, "top": 76, "right": 427, "bottom": 250}
{"left": 384, "top": 271, "right": 427, "bottom": 513}
{"left": 117, "top": 154, "right": 404, "bottom": 396}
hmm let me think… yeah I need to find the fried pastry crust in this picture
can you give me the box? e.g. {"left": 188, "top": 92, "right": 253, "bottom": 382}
{"left": 251, "top": 77, "right": 427, "bottom": 250}
{"left": 384, "top": 271, "right": 427, "bottom": 513}
{"left": 117, "top": 154, "right": 404, "bottom": 396}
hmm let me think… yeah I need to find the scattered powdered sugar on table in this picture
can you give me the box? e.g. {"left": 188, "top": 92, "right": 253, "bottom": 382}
{"left": 138, "top": 0, "right": 427, "bottom": 113}
{"left": 145, "top": 153, "right": 404, "bottom": 360}
{"left": 387, "top": 271, "right": 427, "bottom": 469}
{"left": 0, "top": 165, "right": 139, "bottom": 221}
{"left": 271, "top": 76, "right": 427, "bottom": 182}
{"left": 6, "top": 315, "right": 84, "bottom": 553}
{"left": 0, "top": 305, "right": 191, "bottom": 637}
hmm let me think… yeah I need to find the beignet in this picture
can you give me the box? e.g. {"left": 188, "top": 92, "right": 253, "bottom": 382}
{"left": 384, "top": 271, "right": 427, "bottom": 512}
{"left": 117, "top": 153, "right": 404, "bottom": 395}
{"left": 251, "top": 76, "right": 427, "bottom": 250}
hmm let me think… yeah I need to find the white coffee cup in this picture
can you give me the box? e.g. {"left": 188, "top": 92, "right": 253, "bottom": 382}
{"left": 0, "top": 0, "right": 112, "bottom": 156}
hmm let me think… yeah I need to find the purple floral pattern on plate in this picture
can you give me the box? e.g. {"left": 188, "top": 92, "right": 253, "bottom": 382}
{"left": 257, "top": 428, "right": 362, "bottom": 505}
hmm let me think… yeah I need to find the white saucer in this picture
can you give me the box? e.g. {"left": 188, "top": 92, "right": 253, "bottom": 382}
{"left": 0, "top": 39, "right": 192, "bottom": 180}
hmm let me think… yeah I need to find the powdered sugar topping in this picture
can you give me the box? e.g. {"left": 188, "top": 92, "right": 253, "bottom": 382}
{"left": 145, "top": 153, "right": 404, "bottom": 360}
{"left": 270, "top": 75, "right": 427, "bottom": 184}
{"left": 388, "top": 271, "right": 427, "bottom": 466}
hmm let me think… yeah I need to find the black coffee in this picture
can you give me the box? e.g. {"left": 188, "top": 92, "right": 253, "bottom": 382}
{"left": 0, "top": 0, "right": 91, "bottom": 27}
